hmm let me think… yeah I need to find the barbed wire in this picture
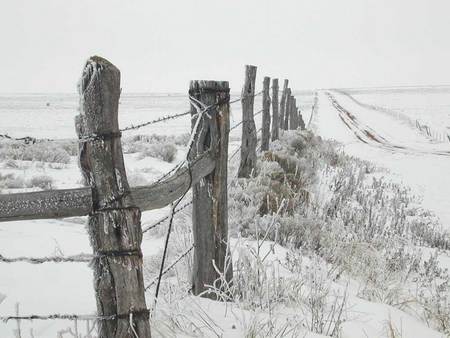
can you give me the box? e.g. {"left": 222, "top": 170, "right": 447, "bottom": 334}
{"left": 1, "top": 308, "right": 149, "bottom": 323}
{"left": 119, "top": 111, "right": 192, "bottom": 133}
{"left": 153, "top": 95, "right": 220, "bottom": 308}
{"left": 0, "top": 253, "right": 92, "bottom": 264}
{"left": 229, "top": 90, "right": 263, "bottom": 105}
{"left": 142, "top": 200, "right": 193, "bottom": 234}
{"left": 0, "top": 133, "right": 53, "bottom": 144}
{"left": 1, "top": 90, "right": 264, "bottom": 145}
{"left": 229, "top": 109, "right": 263, "bottom": 131}
{"left": 145, "top": 245, "right": 194, "bottom": 291}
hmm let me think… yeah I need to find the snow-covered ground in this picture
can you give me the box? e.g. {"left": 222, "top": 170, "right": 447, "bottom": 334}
{"left": 311, "top": 89, "right": 450, "bottom": 229}
{"left": 0, "top": 91, "right": 449, "bottom": 337}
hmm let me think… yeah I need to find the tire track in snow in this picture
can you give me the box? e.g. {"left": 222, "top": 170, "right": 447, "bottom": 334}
{"left": 326, "top": 92, "right": 450, "bottom": 157}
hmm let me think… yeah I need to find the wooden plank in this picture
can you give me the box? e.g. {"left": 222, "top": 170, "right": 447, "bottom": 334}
{"left": 261, "top": 76, "right": 271, "bottom": 151}
{"left": 189, "top": 80, "right": 232, "bottom": 299}
{"left": 238, "top": 65, "right": 258, "bottom": 178}
{"left": 0, "top": 151, "right": 215, "bottom": 223}
{"left": 271, "top": 78, "right": 279, "bottom": 141}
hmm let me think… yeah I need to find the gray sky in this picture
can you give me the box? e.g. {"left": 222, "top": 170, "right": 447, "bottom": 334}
{"left": 2, "top": 0, "right": 450, "bottom": 93}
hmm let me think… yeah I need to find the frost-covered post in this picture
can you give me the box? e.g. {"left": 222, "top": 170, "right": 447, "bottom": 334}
{"left": 189, "top": 80, "right": 232, "bottom": 299}
{"left": 284, "top": 89, "right": 291, "bottom": 130}
{"left": 75, "top": 56, "right": 151, "bottom": 338}
{"left": 261, "top": 76, "right": 271, "bottom": 151}
{"left": 299, "top": 109, "right": 306, "bottom": 130}
{"left": 290, "top": 96, "right": 298, "bottom": 130}
{"left": 279, "top": 79, "right": 288, "bottom": 130}
{"left": 271, "top": 78, "right": 279, "bottom": 141}
{"left": 238, "top": 65, "right": 257, "bottom": 178}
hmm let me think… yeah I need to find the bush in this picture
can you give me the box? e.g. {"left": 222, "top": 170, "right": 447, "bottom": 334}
{"left": 29, "top": 175, "right": 54, "bottom": 190}
{"left": 0, "top": 173, "right": 25, "bottom": 189}
{"left": 0, "top": 141, "right": 71, "bottom": 164}
{"left": 122, "top": 134, "right": 178, "bottom": 162}
{"left": 229, "top": 129, "right": 450, "bottom": 335}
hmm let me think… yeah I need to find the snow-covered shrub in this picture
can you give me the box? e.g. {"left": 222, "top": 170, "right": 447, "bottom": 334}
{"left": 0, "top": 141, "right": 71, "bottom": 164}
{"left": 29, "top": 175, "right": 54, "bottom": 190}
{"left": 0, "top": 173, "right": 25, "bottom": 190}
{"left": 141, "top": 142, "right": 177, "bottom": 163}
{"left": 123, "top": 134, "right": 178, "bottom": 162}
{"left": 228, "top": 128, "right": 450, "bottom": 335}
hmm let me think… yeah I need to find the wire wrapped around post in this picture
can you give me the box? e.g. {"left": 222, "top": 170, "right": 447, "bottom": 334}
{"left": 189, "top": 80, "right": 233, "bottom": 299}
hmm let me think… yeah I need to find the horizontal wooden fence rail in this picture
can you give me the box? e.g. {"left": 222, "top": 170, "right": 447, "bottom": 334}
{"left": 0, "top": 151, "right": 215, "bottom": 223}
{"left": 0, "top": 56, "right": 308, "bottom": 338}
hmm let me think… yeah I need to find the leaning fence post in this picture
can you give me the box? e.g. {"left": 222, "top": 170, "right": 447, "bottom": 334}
{"left": 75, "top": 56, "right": 151, "bottom": 338}
{"left": 261, "top": 76, "right": 271, "bottom": 151}
{"left": 271, "top": 78, "right": 279, "bottom": 141}
{"left": 283, "top": 89, "right": 291, "bottom": 130}
{"left": 238, "top": 65, "right": 258, "bottom": 178}
{"left": 279, "top": 79, "right": 289, "bottom": 130}
{"left": 189, "top": 80, "right": 232, "bottom": 299}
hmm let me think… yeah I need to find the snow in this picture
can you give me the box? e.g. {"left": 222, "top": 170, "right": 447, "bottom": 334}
{"left": 312, "top": 89, "right": 450, "bottom": 229}
{"left": 0, "top": 91, "right": 449, "bottom": 337}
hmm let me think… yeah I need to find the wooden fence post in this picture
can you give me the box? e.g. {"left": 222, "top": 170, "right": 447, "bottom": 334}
{"left": 261, "top": 76, "right": 271, "bottom": 151}
{"left": 299, "top": 109, "right": 305, "bottom": 130}
{"left": 189, "top": 80, "right": 232, "bottom": 299}
{"left": 279, "top": 79, "right": 289, "bottom": 130}
{"left": 283, "top": 89, "right": 291, "bottom": 130}
{"left": 271, "top": 78, "right": 279, "bottom": 141}
{"left": 289, "top": 96, "right": 297, "bottom": 130}
{"left": 238, "top": 65, "right": 257, "bottom": 178}
{"left": 75, "top": 56, "right": 151, "bottom": 338}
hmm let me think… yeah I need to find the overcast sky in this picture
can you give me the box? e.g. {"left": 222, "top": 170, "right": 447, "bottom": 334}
{"left": 2, "top": 0, "right": 450, "bottom": 93}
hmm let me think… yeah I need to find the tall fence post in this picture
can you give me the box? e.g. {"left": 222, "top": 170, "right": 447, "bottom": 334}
{"left": 261, "top": 76, "right": 271, "bottom": 151}
{"left": 75, "top": 56, "right": 151, "bottom": 338}
{"left": 289, "top": 96, "right": 297, "bottom": 130}
{"left": 238, "top": 65, "right": 257, "bottom": 178}
{"left": 283, "top": 89, "right": 291, "bottom": 130}
{"left": 279, "top": 79, "right": 288, "bottom": 130}
{"left": 189, "top": 80, "right": 232, "bottom": 299}
{"left": 271, "top": 78, "right": 279, "bottom": 141}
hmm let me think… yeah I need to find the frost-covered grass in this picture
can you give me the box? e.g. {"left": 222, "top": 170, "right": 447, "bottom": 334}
{"left": 0, "top": 140, "right": 74, "bottom": 164}
{"left": 227, "top": 130, "right": 450, "bottom": 336}
{"left": 123, "top": 134, "right": 189, "bottom": 163}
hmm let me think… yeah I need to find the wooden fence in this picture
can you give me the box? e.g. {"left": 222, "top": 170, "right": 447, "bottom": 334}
{"left": 0, "top": 56, "right": 306, "bottom": 338}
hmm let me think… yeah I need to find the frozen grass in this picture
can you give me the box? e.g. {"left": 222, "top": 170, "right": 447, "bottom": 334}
{"left": 0, "top": 141, "right": 72, "bottom": 164}
{"left": 228, "top": 130, "right": 450, "bottom": 336}
{"left": 123, "top": 134, "right": 183, "bottom": 163}
{"left": 0, "top": 173, "right": 54, "bottom": 192}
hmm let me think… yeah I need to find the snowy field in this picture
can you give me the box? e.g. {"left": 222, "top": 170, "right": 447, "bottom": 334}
{"left": 311, "top": 88, "right": 450, "bottom": 228}
{"left": 0, "top": 90, "right": 449, "bottom": 337}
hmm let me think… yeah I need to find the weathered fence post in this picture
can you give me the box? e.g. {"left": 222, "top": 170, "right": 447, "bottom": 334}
{"left": 271, "top": 78, "right": 279, "bottom": 141}
{"left": 299, "top": 109, "right": 305, "bottom": 130}
{"left": 238, "top": 65, "right": 257, "bottom": 178}
{"left": 261, "top": 76, "right": 271, "bottom": 151}
{"left": 283, "top": 89, "right": 291, "bottom": 130}
{"left": 279, "top": 79, "right": 289, "bottom": 130}
{"left": 289, "top": 96, "right": 297, "bottom": 130}
{"left": 75, "top": 56, "right": 151, "bottom": 338}
{"left": 189, "top": 80, "right": 232, "bottom": 299}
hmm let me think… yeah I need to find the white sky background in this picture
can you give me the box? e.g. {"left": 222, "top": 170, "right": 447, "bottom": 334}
{"left": 1, "top": 0, "right": 450, "bottom": 93}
